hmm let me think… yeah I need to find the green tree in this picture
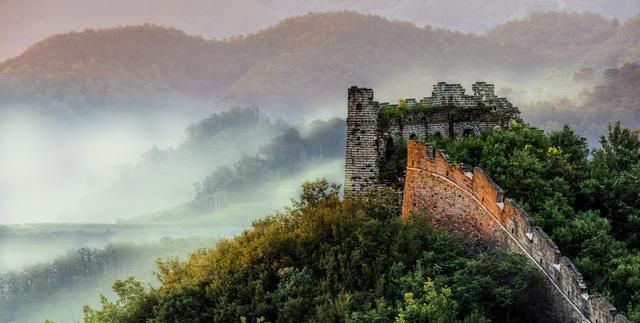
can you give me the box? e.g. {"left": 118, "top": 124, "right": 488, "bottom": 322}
{"left": 82, "top": 277, "right": 157, "bottom": 323}
{"left": 395, "top": 280, "right": 459, "bottom": 323}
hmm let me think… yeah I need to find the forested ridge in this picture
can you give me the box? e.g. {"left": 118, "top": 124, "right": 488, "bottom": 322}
{"left": 69, "top": 106, "right": 284, "bottom": 222}
{"left": 525, "top": 62, "right": 640, "bottom": 144}
{"left": 191, "top": 117, "right": 345, "bottom": 211}
{"left": 65, "top": 181, "right": 551, "bottom": 323}
{"left": 1, "top": 11, "right": 638, "bottom": 115}
{"left": 2, "top": 0, "right": 637, "bottom": 62}
{"left": 55, "top": 121, "right": 640, "bottom": 322}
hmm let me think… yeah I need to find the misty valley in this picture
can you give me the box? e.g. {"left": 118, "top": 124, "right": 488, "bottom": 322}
{"left": 1, "top": 3, "right": 640, "bottom": 323}
{"left": 0, "top": 106, "right": 344, "bottom": 322}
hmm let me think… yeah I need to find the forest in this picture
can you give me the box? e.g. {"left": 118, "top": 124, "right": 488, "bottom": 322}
{"left": 426, "top": 123, "right": 640, "bottom": 321}
{"left": 0, "top": 107, "right": 346, "bottom": 322}
{"left": 66, "top": 181, "right": 550, "bottom": 323}
{"left": 524, "top": 62, "right": 640, "bottom": 144}
{"left": 64, "top": 122, "right": 640, "bottom": 322}
{"left": 1, "top": 11, "right": 638, "bottom": 119}
{"left": 2, "top": 6, "right": 640, "bottom": 323}
{"left": 192, "top": 117, "right": 345, "bottom": 211}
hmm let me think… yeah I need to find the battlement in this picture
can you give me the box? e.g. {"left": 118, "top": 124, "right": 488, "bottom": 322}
{"left": 344, "top": 82, "right": 520, "bottom": 198}
{"left": 378, "top": 81, "right": 515, "bottom": 111}
{"left": 343, "top": 83, "right": 628, "bottom": 321}
{"left": 402, "top": 141, "right": 629, "bottom": 323}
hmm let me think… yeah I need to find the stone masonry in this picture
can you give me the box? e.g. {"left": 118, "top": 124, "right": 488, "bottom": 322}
{"left": 344, "top": 87, "right": 381, "bottom": 197}
{"left": 343, "top": 83, "right": 629, "bottom": 322}
{"left": 401, "top": 141, "right": 629, "bottom": 323}
{"left": 344, "top": 82, "right": 520, "bottom": 198}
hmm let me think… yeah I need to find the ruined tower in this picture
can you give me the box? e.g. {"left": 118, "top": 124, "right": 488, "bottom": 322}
{"left": 342, "top": 82, "right": 629, "bottom": 322}
{"left": 344, "top": 86, "right": 380, "bottom": 198}
{"left": 344, "top": 82, "right": 521, "bottom": 198}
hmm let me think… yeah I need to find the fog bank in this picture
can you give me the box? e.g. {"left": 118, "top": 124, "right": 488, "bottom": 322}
{"left": 0, "top": 109, "right": 192, "bottom": 224}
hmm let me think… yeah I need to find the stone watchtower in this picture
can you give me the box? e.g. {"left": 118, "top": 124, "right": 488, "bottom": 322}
{"left": 344, "top": 86, "right": 381, "bottom": 198}
{"left": 344, "top": 82, "right": 521, "bottom": 198}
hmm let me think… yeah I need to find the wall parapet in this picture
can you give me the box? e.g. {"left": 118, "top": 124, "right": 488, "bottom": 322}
{"left": 401, "top": 140, "right": 629, "bottom": 323}
{"left": 344, "top": 83, "right": 521, "bottom": 198}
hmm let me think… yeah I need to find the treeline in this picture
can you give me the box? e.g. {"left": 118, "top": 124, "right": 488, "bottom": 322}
{"left": 183, "top": 107, "right": 275, "bottom": 145}
{"left": 70, "top": 106, "right": 283, "bottom": 222}
{"left": 430, "top": 122, "right": 640, "bottom": 321}
{"left": 485, "top": 11, "right": 619, "bottom": 65}
{"left": 2, "top": 11, "right": 638, "bottom": 113}
{"left": 72, "top": 180, "right": 553, "bottom": 323}
{"left": 142, "top": 107, "right": 277, "bottom": 163}
{"left": 0, "top": 238, "right": 211, "bottom": 323}
{"left": 192, "top": 118, "right": 345, "bottom": 210}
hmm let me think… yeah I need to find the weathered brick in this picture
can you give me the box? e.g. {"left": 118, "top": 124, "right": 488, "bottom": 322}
{"left": 343, "top": 82, "right": 629, "bottom": 322}
{"left": 401, "top": 141, "right": 629, "bottom": 323}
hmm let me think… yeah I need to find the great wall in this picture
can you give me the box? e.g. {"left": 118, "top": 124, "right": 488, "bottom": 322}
{"left": 344, "top": 82, "right": 520, "bottom": 196}
{"left": 344, "top": 82, "right": 629, "bottom": 322}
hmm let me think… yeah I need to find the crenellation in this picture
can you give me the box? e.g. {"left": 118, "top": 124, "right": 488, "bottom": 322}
{"left": 399, "top": 141, "right": 629, "bottom": 322}
{"left": 344, "top": 82, "right": 520, "bottom": 198}
{"left": 344, "top": 83, "right": 628, "bottom": 322}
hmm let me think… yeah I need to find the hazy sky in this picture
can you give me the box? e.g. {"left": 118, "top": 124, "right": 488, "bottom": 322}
{"left": 1, "top": 0, "right": 638, "bottom": 62}
{"left": 0, "top": 109, "right": 191, "bottom": 224}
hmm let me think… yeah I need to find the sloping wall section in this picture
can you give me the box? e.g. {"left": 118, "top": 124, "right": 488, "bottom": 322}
{"left": 401, "top": 141, "right": 629, "bottom": 323}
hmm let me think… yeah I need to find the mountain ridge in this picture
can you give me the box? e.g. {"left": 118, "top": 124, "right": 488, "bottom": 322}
{"left": 0, "top": 11, "right": 638, "bottom": 116}
{"left": 2, "top": 0, "right": 639, "bottom": 61}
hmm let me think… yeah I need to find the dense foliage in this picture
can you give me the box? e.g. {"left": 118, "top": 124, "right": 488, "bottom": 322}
{"left": 431, "top": 122, "right": 640, "bottom": 320}
{"left": 75, "top": 180, "right": 549, "bottom": 323}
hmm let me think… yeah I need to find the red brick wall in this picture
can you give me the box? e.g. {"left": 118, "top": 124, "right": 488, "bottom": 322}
{"left": 401, "top": 141, "right": 629, "bottom": 323}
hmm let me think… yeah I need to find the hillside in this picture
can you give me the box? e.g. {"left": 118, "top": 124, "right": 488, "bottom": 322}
{"left": 484, "top": 11, "right": 618, "bottom": 64}
{"left": 70, "top": 181, "right": 551, "bottom": 323}
{"left": 1, "top": 11, "right": 639, "bottom": 118}
{"left": 0, "top": 25, "right": 239, "bottom": 109}
{"left": 2, "top": 0, "right": 639, "bottom": 62}
{"left": 0, "top": 12, "right": 533, "bottom": 114}
{"left": 69, "top": 107, "right": 283, "bottom": 222}
{"left": 524, "top": 62, "right": 640, "bottom": 143}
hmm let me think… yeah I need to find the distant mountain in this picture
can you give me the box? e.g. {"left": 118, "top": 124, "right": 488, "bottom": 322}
{"left": 2, "top": 0, "right": 639, "bottom": 61}
{"left": 524, "top": 62, "right": 640, "bottom": 143}
{"left": 485, "top": 11, "right": 618, "bottom": 64}
{"left": 0, "top": 11, "right": 638, "bottom": 116}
